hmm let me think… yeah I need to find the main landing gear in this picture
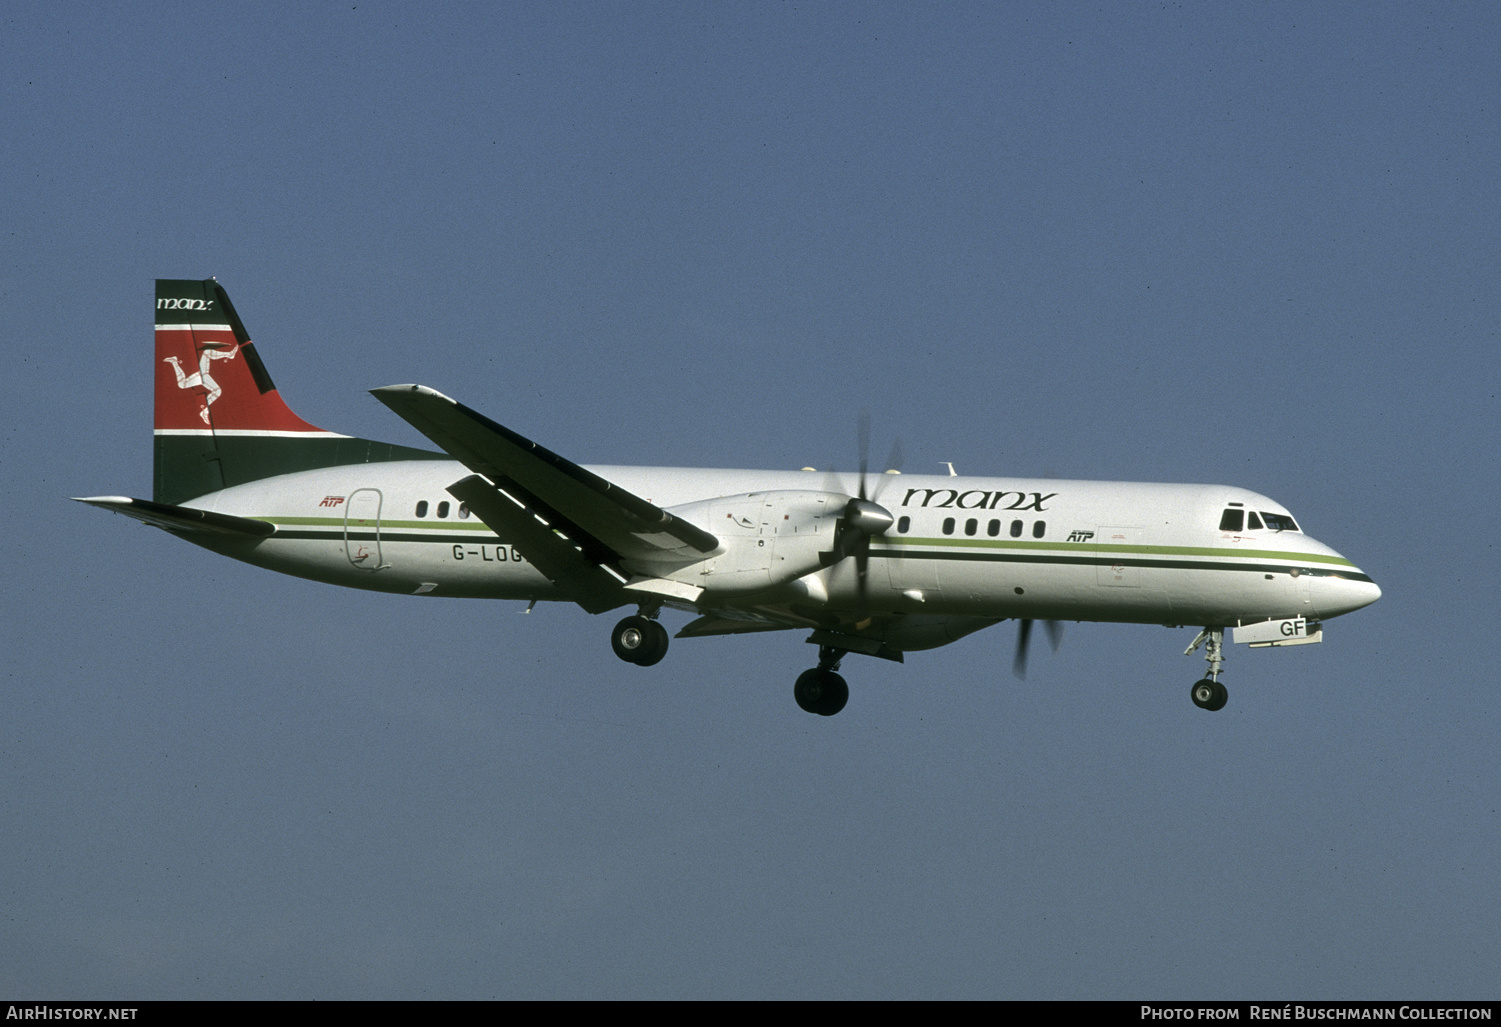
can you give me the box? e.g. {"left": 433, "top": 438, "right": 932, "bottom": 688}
{"left": 794, "top": 646, "right": 850, "bottom": 717}
{"left": 611, "top": 614, "right": 669, "bottom": 667}
{"left": 609, "top": 615, "right": 852, "bottom": 716}
{"left": 1184, "top": 627, "right": 1228, "bottom": 711}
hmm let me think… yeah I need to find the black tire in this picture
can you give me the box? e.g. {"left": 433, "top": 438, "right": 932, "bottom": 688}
{"left": 611, "top": 616, "right": 652, "bottom": 664}
{"left": 635, "top": 620, "right": 669, "bottom": 667}
{"left": 794, "top": 669, "right": 824, "bottom": 713}
{"left": 794, "top": 669, "right": 849, "bottom": 716}
{"left": 817, "top": 672, "right": 849, "bottom": 716}
{"left": 1191, "top": 678, "right": 1228, "bottom": 711}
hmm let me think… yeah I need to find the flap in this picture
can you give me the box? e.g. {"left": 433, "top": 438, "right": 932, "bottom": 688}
{"left": 676, "top": 610, "right": 807, "bottom": 638}
{"left": 444, "top": 476, "right": 628, "bottom": 615}
{"left": 373, "top": 385, "right": 720, "bottom": 569}
{"left": 623, "top": 576, "right": 705, "bottom": 604}
{"left": 73, "top": 496, "right": 275, "bottom": 537}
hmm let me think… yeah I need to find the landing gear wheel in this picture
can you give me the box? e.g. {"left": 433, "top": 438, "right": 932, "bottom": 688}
{"left": 637, "top": 620, "right": 669, "bottom": 667}
{"left": 794, "top": 669, "right": 849, "bottom": 716}
{"left": 1191, "top": 678, "right": 1228, "bottom": 712}
{"left": 611, "top": 616, "right": 668, "bottom": 666}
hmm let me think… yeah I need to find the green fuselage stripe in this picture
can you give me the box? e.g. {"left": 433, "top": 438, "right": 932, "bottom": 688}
{"left": 872, "top": 547, "right": 1372, "bottom": 582}
{"left": 259, "top": 519, "right": 1352, "bottom": 566}
{"left": 249, "top": 521, "right": 1371, "bottom": 583}
{"left": 264, "top": 516, "right": 493, "bottom": 531}
{"left": 883, "top": 535, "right": 1356, "bottom": 567}
{"left": 279, "top": 529, "right": 510, "bottom": 545}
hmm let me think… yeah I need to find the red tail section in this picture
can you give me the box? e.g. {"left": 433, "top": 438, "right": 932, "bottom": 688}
{"left": 154, "top": 279, "right": 328, "bottom": 435}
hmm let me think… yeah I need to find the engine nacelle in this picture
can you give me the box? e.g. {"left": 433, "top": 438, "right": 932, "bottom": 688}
{"left": 666, "top": 490, "right": 844, "bottom": 596}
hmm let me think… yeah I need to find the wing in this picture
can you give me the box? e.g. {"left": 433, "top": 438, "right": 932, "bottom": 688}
{"left": 372, "top": 385, "right": 722, "bottom": 611}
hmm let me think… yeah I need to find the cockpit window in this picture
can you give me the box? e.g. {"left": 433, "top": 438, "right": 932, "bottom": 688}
{"left": 1247, "top": 511, "right": 1264, "bottom": 530}
{"left": 1261, "top": 512, "right": 1299, "bottom": 532}
{"left": 1218, "top": 509, "right": 1244, "bottom": 532}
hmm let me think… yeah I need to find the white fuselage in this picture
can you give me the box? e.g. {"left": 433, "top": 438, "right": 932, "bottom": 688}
{"left": 183, "top": 461, "right": 1381, "bottom": 633}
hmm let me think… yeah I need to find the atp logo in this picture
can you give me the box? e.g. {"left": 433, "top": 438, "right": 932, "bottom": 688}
{"left": 1067, "top": 530, "right": 1095, "bottom": 543}
{"left": 319, "top": 496, "right": 346, "bottom": 508}
{"left": 163, "top": 342, "right": 239, "bottom": 425}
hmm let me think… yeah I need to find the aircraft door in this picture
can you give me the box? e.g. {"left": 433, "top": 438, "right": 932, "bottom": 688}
{"left": 1096, "top": 526, "right": 1142, "bottom": 587}
{"left": 344, "top": 488, "right": 385, "bottom": 570}
{"left": 1292, "top": 566, "right": 1313, "bottom": 613}
{"left": 886, "top": 539, "right": 941, "bottom": 597}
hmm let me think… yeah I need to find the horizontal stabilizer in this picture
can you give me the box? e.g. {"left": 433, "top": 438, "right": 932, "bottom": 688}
{"left": 73, "top": 496, "right": 274, "bottom": 537}
{"left": 372, "top": 385, "right": 720, "bottom": 567}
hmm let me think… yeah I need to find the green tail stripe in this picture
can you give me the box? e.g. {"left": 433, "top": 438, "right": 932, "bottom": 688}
{"left": 153, "top": 435, "right": 448, "bottom": 505}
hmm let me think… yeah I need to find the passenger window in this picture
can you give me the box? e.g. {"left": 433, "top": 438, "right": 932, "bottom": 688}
{"left": 987, "top": 519, "right": 1000, "bottom": 537}
{"left": 415, "top": 500, "right": 428, "bottom": 518}
{"left": 1010, "top": 520, "right": 1023, "bottom": 538}
{"left": 1032, "top": 521, "right": 1046, "bottom": 539}
{"left": 458, "top": 503, "right": 470, "bottom": 519}
{"left": 437, "top": 501, "right": 450, "bottom": 518}
{"left": 965, "top": 518, "right": 978, "bottom": 536}
{"left": 897, "top": 516, "right": 910, "bottom": 533}
{"left": 1219, "top": 509, "right": 1244, "bottom": 532}
{"left": 942, "top": 517, "right": 955, "bottom": 535}
{"left": 1247, "top": 511, "right": 1264, "bottom": 530}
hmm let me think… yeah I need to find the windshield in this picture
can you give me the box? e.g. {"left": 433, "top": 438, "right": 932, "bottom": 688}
{"left": 1261, "top": 512, "right": 1299, "bottom": 532}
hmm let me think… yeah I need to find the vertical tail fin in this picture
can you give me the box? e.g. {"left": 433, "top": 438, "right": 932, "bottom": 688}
{"left": 154, "top": 279, "right": 334, "bottom": 503}
{"left": 155, "top": 279, "right": 327, "bottom": 436}
{"left": 153, "top": 280, "right": 440, "bottom": 503}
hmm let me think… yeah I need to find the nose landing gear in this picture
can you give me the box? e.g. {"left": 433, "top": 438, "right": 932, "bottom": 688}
{"left": 1191, "top": 677, "right": 1228, "bottom": 711}
{"left": 1184, "top": 627, "right": 1228, "bottom": 711}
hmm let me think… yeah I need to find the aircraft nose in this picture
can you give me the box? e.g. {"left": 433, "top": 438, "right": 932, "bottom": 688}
{"left": 1312, "top": 573, "right": 1381, "bottom": 619}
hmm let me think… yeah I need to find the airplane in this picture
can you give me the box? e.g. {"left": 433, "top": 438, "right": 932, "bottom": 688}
{"left": 77, "top": 279, "right": 1382, "bottom": 716}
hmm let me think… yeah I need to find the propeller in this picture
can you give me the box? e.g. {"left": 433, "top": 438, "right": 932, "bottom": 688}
{"left": 1012, "top": 618, "right": 1065, "bottom": 680}
{"left": 822, "top": 412, "right": 903, "bottom": 593}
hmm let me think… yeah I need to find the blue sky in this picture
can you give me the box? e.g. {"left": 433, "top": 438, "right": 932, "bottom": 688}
{"left": 2, "top": 1, "right": 1497, "bottom": 999}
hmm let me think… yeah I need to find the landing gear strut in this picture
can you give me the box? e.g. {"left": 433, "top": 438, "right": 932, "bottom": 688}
{"left": 1184, "top": 627, "right": 1228, "bottom": 711}
{"left": 794, "top": 645, "right": 849, "bottom": 716}
{"left": 611, "top": 614, "right": 669, "bottom": 667}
